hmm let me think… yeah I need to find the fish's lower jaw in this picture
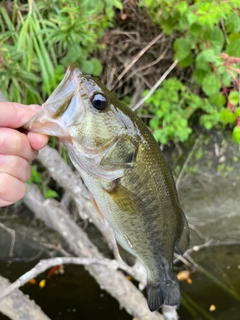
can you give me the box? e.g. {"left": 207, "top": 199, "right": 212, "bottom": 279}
{"left": 147, "top": 281, "right": 181, "bottom": 312}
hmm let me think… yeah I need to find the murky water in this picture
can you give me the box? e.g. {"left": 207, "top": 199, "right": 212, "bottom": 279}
{"left": 0, "top": 243, "right": 239, "bottom": 320}
{"left": 178, "top": 244, "right": 240, "bottom": 320}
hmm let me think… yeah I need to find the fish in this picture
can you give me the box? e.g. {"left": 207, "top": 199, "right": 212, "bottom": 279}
{"left": 24, "top": 64, "right": 189, "bottom": 312}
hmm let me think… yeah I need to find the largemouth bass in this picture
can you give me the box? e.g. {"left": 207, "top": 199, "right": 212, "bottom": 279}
{"left": 25, "top": 64, "right": 189, "bottom": 311}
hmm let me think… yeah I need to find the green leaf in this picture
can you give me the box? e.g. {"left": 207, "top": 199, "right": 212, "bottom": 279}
{"left": 149, "top": 118, "right": 159, "bottom": 130}
{"left": 202, "top": 74, "right": 221, "bottom": 96}
{"left": 228, "top": 32, "right": 240, "bottom": 42}
{"left": 89, "top": 58, "right": 102, "bottom": 76}
{"left": 44, "top": 189, "right": 58, "bottom": 199}
{"left": 209, "top": 93, "right": 226, "bottom": 107}
{"left": 225, "top": 12, "right": 240, "bottom": 33}
{"left": 234, "top": 108, "right": 240, "bottom": 117}
{"left": 200, "top": 112, "right": 220, "bottom": 130}
{"left": 178, "top": 54, "right": 193, "bottom": 67}
{"left": 226, "top": 39, "right": 240, "bottom": 57}
{"left": 113, "top": 0, "right": 123, "bottom": 10}
{"left": 176, "top": 2, "right": 188, "bottom": 15}
{"left": 186, "top": 11, "right": 197, "bottom": 25}
{"left": 220, "top": 109, "right": 236, "bottom": 124}
{"left": 229, "top": 91, "right": 239, "bottom": 106}
{"left": 221, "top": 72, "right": 232, "bottom": 87}
{"left": 80, "top": 60, "right": 94, "bottom": 74}
{"left": 196, "top": 49, "right": 216, "bottom": 70}
{"left": 193, "top": 69, "right": 206, "bottom": 84}
{"left": 153, "top": 129, "right": 167, "bottom": 144}
{"left": 173, "top": 38, "right": 191, "bottom": 61}
{"left": 232, "top": 126, "right": 240, "bottom": 143}
{"left": 202, "top": 27, "right": 224, "bottom": 53}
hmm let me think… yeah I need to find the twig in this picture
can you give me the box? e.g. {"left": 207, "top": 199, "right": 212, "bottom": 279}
{"left": 0, "top": 256, "right": 113, "bottom": 302}
{"left": 110, "top": 33, "right": 164, "bottom": 90}
{"left": 40, "top": 242, "right": 72, "bottom": 257}
{"left": 188, "top": 223, "right": 205, "bottom": 241}
{"left": 175, "top": 131, "right": 202, "bottom": 190}
{"left": 0, "top": 223, "right": 15, "bottom": 256}
{"left": 114, "top": 41, "right": 171, "bottom": 91}
{"left": 132, "top": 60, "right": 178, "bottom": 111}
{"left": 221, "top": 18, "right": 229, "bottom": 44}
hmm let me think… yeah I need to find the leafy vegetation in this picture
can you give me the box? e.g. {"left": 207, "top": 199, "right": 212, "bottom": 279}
{"left": 0, "top": 0, "right": 122, "bottom": 104}
{"left": 140, "top": 0, "right": 240, "bottom": 143}
{"left": 1, "top": 0, "right": 240, "bottom": 146}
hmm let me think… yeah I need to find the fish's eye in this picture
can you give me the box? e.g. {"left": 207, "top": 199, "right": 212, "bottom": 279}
{"left": 91, "top": 93, "right": 108, "bottom": 111}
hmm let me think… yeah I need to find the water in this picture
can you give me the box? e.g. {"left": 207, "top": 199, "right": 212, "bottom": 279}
{"left": 178, "top": 244, "right": 240, "bottom": 320}
{"left": 0, "top": 243, "right": 239, "bottom": 319}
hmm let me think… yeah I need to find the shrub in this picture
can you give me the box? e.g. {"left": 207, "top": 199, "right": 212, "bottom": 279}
{"left": 140, "top": 0, "right": 240, "bottom": 143}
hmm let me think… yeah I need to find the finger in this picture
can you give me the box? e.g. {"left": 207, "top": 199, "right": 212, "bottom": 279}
{"left": 0, "top": 102, "right": 41, "bottom": 128}
{"left": 0, "top": 128, "right": 38, "bottom": 162}
{"left": 0, "top": 155, "right": 31, "bottom": 182}
{"left": 27, "top": 132, "right": 49, "bottom": 150}
{"left": 0, "top": 198, "right": 13, "bottom": 207}
{"left": 0, "top": 173, "right": 26, "bottom": 205}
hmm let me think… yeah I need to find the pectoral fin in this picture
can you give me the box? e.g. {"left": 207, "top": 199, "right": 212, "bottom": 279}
{"left": 90, "top": 195, "right": 105, "bottom": 223}
{"left": 101, "top": 179, "right": 141, "bottom": 214}
{"left": 176, "top": 211, "right": 189, "bottom": 255}
{"left": 117, "top": 241, "right": 136, "bottom": 267}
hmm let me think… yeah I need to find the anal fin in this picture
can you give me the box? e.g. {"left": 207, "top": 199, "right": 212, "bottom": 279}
{"left": 176, "top": 211, "right": 189, "bottom": 255}
{"left": 117, "top": 241, "right": 136, "bottom": 267}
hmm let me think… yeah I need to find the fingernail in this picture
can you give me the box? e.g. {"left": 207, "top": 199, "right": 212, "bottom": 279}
{"left": 28, "top": 104, "right": 42, "bottom": 112}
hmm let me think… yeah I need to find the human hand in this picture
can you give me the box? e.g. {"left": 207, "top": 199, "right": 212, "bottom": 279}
{"left": 0, "top": 102, "right": 48, "bottom": 207}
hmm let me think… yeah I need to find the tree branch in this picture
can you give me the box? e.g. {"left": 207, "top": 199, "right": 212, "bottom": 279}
{"left": 23, "top": 184, "right": 163, "bottom": 320}
{"left": 132, "top": 60, "right": 178, "bottom": 111}
{"left": 0, "top": 275, "right": 50, "bottom": 320}
{"left": 0, "top": 257, "right": 114, "bottom": 301}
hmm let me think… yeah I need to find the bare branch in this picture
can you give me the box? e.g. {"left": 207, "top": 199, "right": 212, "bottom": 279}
{"left": 175, "top": 132, "right": 202, "bottom": 190}
{"left": 0, "top": 223, "right": 15, "bottom": 256}
{"left": 110, "top": 33, "right": 164, "bottom": 90}
{"left": 0, "top": 256, "right": 113, "bottom": 301}
{"left": 23, "top": 184, "right": 163, "bottom": 320}
{"left": 132, "top": 60, "right": 178, "bottom": 111}
{"left": 0, "top": 275, "right": 50, "bottom": 320}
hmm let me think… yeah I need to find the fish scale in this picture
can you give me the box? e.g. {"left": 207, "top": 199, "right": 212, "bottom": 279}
{"left": 24, "top": 64, "right": 189, "bottom": 312}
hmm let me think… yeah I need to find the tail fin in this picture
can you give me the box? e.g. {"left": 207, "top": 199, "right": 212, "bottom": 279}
{"left": 147, "top": 281, "right": 181, "bottom": 312}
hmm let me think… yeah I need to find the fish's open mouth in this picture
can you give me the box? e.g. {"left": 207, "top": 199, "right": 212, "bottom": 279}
{"left": 24, "top": 109, "right": 66, "bottom": 137}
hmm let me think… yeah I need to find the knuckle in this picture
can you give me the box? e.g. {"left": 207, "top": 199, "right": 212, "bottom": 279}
{"left": 24, "top": 163, "right": 32, "bottom": 182}
{"left": 0, "top": 173, "right": 26, "bottom": 203}
{"left": 12, "top": 132, "right": 24, "bottom": 153}
{"left": 17, "top": 183, "right": 26, "bottom": 200}
{"left": 0, "top": 173, "right": 8, "bottom": 191}
{"left": 0, "top": 131, "right": 7, "bottom": 151}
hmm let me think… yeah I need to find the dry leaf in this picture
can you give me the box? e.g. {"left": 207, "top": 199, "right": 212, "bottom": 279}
{"left": 209, "top": 304, "right": 216, "bottom": 312}
{"left": 177, "top": 270, "right": 190, "bottom": 281}
{"left": 28, "top": 278, "right": 36, "bottom": 285}
{"left": 39, "top": 279, "right": 46, "bottom": 289}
